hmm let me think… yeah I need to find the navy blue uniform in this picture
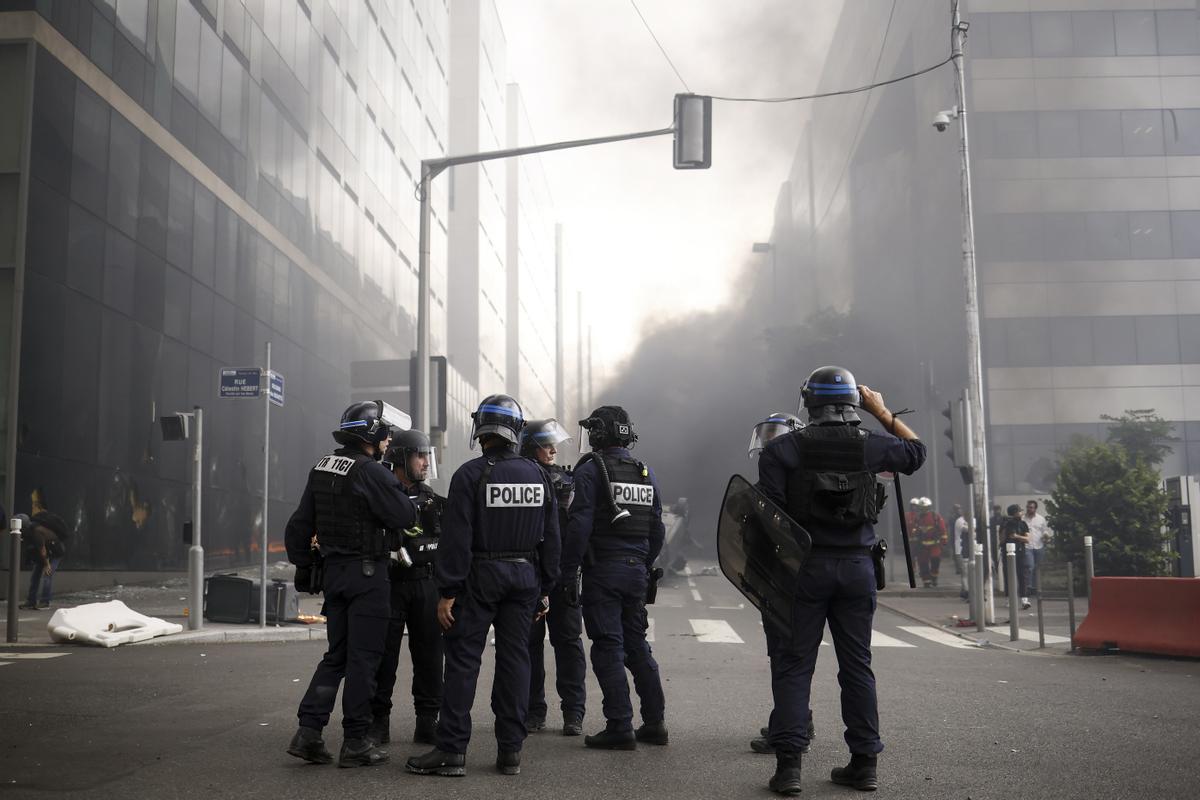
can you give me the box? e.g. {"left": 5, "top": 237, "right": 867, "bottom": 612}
{"left": 757, "top": 428, "right": 925, "bottom": 755}
{"left": 371, "top": 482, "right": 445, "bottom": 730}
{"left": 434, "top": 445, "right": 561, "bottom": 755}
{"left": 528, "top": 464, "right": 586, "bottom": 724}
{"left": 284, "top": 447, "right": 417, "bottom": 740}
{"left": 562, "top": 447, "right": 666, "bottom": 732}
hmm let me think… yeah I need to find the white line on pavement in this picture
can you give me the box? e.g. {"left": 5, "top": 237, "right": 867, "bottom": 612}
{"left": 0, "top": 652, "right": 70, "bottom": 659}
{"left": 690, "top": 588, "right": 703, "bottom": 603}
{"left": 647, "top": 617, "right": 655, "bottom": 643}
{"left": 871, "top": 631, "right": 917, "bottom": 648}
{"left": 898, "top": 626, "right": 980, "bottom": 649}
{"left": 689, "top": 619, "right": 744, "bottom": 644}
{"left": 0, "top": 662, "right": 11, "bottom": 667}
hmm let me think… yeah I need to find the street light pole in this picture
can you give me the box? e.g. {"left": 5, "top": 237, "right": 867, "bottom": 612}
{"left": 952, "top": 4, "right": 994, "bottom": 623}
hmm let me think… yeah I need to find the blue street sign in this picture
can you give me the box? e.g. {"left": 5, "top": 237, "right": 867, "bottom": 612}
{"left": 269, "top": 371, "right": 284, "bottom": 407}
{"left": 219, "top": 367, "right": 262, "bottom": 398}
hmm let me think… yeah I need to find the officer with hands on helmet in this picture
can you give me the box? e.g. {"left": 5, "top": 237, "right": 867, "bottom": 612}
{"left": 368, "top": 429, "right": 446, "bottom": 748}
{"left": 285, "top": 400, "right": 418, "bottom": 768}
{"left": 756, "top": 367, "right": 925, "bottom": 795}
{"left": 406, "top": 395, "right": 560, "bottom": 778}
{"left": 562, "top": 405, "right": 668, "bottom": 751}
{"left": 520, "top": 419, "right": 587, "bottom": 737}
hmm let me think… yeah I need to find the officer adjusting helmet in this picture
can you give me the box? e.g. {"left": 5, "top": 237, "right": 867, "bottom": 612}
{"left": 519, "top": 418, "right": 573, "bottom": 461}
{"left": 333, "top": 400, "right": 412, "bottom": 458}
{"left": 384, "top": 428, "right": 438, "bottom": 482}
{"left": 748, "top": 411, "right": 805, "bottom": 458}
{"left": 578, "top": 405, "right": 637, "bottom": 452}
{"left": 470, "top": 394, "right": 525, "bottom": 450}
{"left": 800, "top": 365, "right": 862, "bottom": 426}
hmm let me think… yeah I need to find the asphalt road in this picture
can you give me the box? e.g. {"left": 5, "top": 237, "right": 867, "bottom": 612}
{"left": 2, "top": 567, "right": 1197, "bottom": 799}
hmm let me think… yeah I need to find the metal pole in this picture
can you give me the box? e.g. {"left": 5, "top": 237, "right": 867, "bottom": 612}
{"left": 261, "top": 343, "right": 270, "bottom": 629}
{"left": 6, "top": 517, "right": 21, "bottom": 643}
{"left": 926, "top": 361, "right": 940, "bottom": 513}
{"left": 1035, "top": 566, "right": 1045, "bottom": 649}
{"left": 1006, "top": 542, "right": 1019, "bottom": 642}
{"left": 973, "top": 543, "right": 985, "bottom": 633}
{"left": 966, "top": 548, "right": 975, "bottom": 621}
{"left": 953, "top": 0, "right": 992, "bottom": 628}
{"left": 188, "top": 407, "right": 204, "bottom": 631}
{"left": 1082, "top": 535, "right": 1094, "bottom": 603}
{"left": 416, "top": 166, "right": 433, "bottom": 434}
{"left": 1066, "top": 562, "right": 1077, "bottom": 646}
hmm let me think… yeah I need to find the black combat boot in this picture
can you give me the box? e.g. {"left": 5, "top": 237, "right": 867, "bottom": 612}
{"left": 525, "top": 714, "right": 546, "bottom": 733}
{"left": 583, "top": 722, "right": 636, "bottom": 751}
{"left": 286, "top": 726, "right": 334, "bottom": 765}
{"left": 753, "top": 719, "right": 815, "bottom": 755}
{"left": 562, "top": 713, "right": 584, "bottom": 736}
{"left": 406, "top": 748, "right": 467, "bottom": 777}
{"left": 769, "top": 751, "right": 803, "bottom": 796}
{"left": 634, "top": 721, "right": 669, "bottom": 745}
{"left": 413, "top": 715, "right": 437, "bottom": 744}
{"left": 337, "top": 737, "right": 388, "bottom": 768}
{"left": 831, "top": 753, "right": 878, "bottom": 791}
{"left": 366, "top": 715, "right": 389, "bottom": 745}
{"left": 496, "top": 750, "right": 521, "bottom": 775}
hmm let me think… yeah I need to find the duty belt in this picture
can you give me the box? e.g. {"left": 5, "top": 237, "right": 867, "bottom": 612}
{"left": 808, "top": 545, "right": 872, "bottom": 558}
{"left": 598, "top": 556, "right": 647, "bottom": 567}
{"left": 393, "top": 563, "right": 434, "bottom": 581}
{"left": 472, "top": 550, "right": 537, "bottom": 562}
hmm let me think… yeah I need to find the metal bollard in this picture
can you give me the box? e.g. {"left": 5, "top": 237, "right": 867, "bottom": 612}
{"left": 1066, "top": 561, "right": 1077, "bottom": 648}
{"left": 1082, "top": 535, "right": 1095, "bottom": 603}
{"left": 1006, "top": 542, "right": 1019, "bottom": 642}
{"left": 966, "top": 551, "right": 975, "bottom": 621}
{"left": 1035, "top": 566, "right": 1045, "bottom": 649}
{"left": 973, "top": 543, "right": 986, "bottom": 633}
{"left": 7, "top": 516, "right": 23, "bottom": 643}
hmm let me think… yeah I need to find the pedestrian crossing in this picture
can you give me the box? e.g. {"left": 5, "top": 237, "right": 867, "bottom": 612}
{"left": 0, "top": 651, "right": 71, "bottom": 667}
{"left": 641, "top": 618, "right": 998, "bottom": 651}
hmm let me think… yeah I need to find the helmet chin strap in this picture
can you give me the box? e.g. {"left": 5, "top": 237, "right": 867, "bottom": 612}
{"left": 807, "top": 404, "right": 862, "bottom": 426}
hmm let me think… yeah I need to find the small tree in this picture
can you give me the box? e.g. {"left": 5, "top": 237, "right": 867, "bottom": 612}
{"left": 1046, "top": 439, "right": 1173, "bottom": 577}
{"left": 1101, "top": 409, "right": 1176, "bottom": 467}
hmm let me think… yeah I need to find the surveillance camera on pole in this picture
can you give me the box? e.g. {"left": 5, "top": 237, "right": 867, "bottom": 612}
{"left": 932, "top": 107, "right": 960, "bottom": 133}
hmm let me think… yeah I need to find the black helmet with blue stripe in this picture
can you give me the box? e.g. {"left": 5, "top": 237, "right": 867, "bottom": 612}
{"left": 471, "top": 394, "right": 525, "bottom": 448}
{"left": 800, "top": 366, "right": 862, "bottom": 425}
{"left": 333, "top": 399, "right": 412, "bottom": 453}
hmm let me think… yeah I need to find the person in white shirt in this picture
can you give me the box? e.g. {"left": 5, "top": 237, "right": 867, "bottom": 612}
{"left": 1023, "top": 500, "right": 1052, "bottom": 604}
{"left": 951, "top": 504, "right": 971, "bottom": 600}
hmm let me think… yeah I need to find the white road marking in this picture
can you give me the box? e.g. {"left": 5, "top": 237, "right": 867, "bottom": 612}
{"left": 871, "top": 630, "right": 916, "bottom": 648}
{"left": 0, "top": 652, "right": 70, "bottom": 660}
{"left": 0, "top": 662, "right": 11, "bottom": 667}
{"left": 689, "top": 619, "right": 744, "bottom": 644}
{"left": 898, "top": 626, "right": 980, "bottom": 649}
{"left": 708, "top": 605, "right": 744, "bottom": 610}
{"left": 985, "top": 626, "right": 1071, "bottom": 644}
{"left": 690, "top": 588, "right": 703, "bottom": 603}
{"left": 646, "top": 617, "right": 655, "bottom": 642}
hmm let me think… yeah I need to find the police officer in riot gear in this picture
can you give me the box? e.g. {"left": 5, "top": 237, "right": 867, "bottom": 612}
{"left": 756, "top": 367, "right": 925, "bottom": 794}
{"left": 285, "top": 400, "right": 418, "bottom": 768}
{"left": 368, "top": 429, "right": 446, "bottom": 747}
{"left": 562, "top": 405, "right": 668, "bottom": 751}
{"left": 520, "top": 419, "right": 587, "bottom": 736}
{"left": 406, "top": 395, "right": 560, "bottom": 778}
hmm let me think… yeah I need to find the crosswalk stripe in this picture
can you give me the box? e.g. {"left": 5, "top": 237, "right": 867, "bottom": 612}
{"left": 985, "top": 626, "right": 1071, "bottom": 644}
{"left": 646, "top": 617, "right": 655, "bottom": 643}
{"left": 898, "top": 626, "right": 979, "bottom": 649}
{"left": 871, "top": 630, "right": 916, "bottom": 648}
{"left": 689, "top": 619, "right": 744, "bottom": 644}
{"left": 0, "top": 662, "right": 11, "bottom": 667}
{"left": 0, "top": 652, "right": 70, "bottom": 660}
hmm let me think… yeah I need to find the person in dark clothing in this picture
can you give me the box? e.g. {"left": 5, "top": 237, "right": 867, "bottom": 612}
{"left": 756, "top": 367, "right": 926, "bottom": 795}
{"left": 520, "top": 418, "right": 587, "bottom": 737}
{"left": 562, "top": 405, "right": 668, "bottom": 751}
{"left": 368, "top": 429, "right": 446, "bottom": 748}
{"left": 284, "top": 401, "right": 418, "bottom": 769}
{"left": 406, "top": 394, "right": 560, "bottom": 778}
{"left": 19, "top": 490, "right": 70, "bottom": 610}
{"left": 999, "top": 503, "right": 1031, "bottom": 606}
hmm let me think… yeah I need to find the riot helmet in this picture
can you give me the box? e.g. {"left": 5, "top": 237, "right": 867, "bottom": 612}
{"left": 520, "top": 418, "right": 573, "bottom": 463}
{"left": 579, "top": 405, "right": 637, "bottom": 452}
{"left": 748, "top": 412, "right": 804, "bottom": 458}
{"left": 800, "top": 365, "right": 862, "bottom": 426}
{"left": 384, "top": 429, "right": 438, "bottom": 483}
{"left": 333, "top": 400, "right": 412, "bottom": 457}
{"left": 470, "top": 394, "right": 525, "bottom": 450}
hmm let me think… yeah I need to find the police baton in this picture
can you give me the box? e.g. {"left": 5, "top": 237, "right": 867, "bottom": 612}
{"left": 892, "top": 474, "right": 917, "bottom": 589}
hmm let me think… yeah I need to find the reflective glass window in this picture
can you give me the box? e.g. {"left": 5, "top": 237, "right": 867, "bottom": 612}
{"left": 1165, "top": 109, "right": 1200, "bottom": 156}
{"left": 1037, "top": 111, "right": 1080, "bottom": 157}
{"left": 1134, "top": 316, "right": 1180, "bottom": 364}
{"left": 166, "top": 161, "right": 194, "bottom": 271}
{"left": 112, "top": 25, "right": 145, "bottom": 104}
{"left": 1006, "top": 318, "right": 1050, "bottom": 367}
{"left": 1171, "top": 211, "right": 1200, "bottom": 257}
{"left": 1129, "top": 211, "right": 1172, "bottom": 260}
{"left": 1043, "top": 212, "right": 1086, "bottom": 261}
{"left": 98, "top": 313, "right": 134, "bottom": 467}
{"left": 1091, "top": 316, "right": 1136, "bottom": 364}
{"left": 212, "top": 294, "right": 235, "bottom": 363}
{"left": 1078, "top": 110, "right": 1122, "bottom": 157}
{"left": 1156, "top": 10, "right": 1200, "bottom": 56}
{"left": 103, "top": 227, "right": 136, "bottom": 316}
{"left": 1114, "top": 11, "right": 1157, "bottom": 56}
{"left": 1180, "top": 315, "right": 1200, "bottom": 363}
{"left": 90, "top": 6, "right": 115, "bottom": 74}
{"left": 220, "top": 43, "right": 244, "bottom": 145}
{"left": 214, "top": 201, "right": 237, "bottom": 299}
{"left": 163, "top": 264, "right": 190, "bottom": 341}
{"left": 992, "top": 112, "right": 1037, "bottom": 158}
{"left": 71, "top": 83, "right": 110, "bottom": 219}
{"left": 137, "top": 141, "right": 168, "bottom": 254}
{"left": 115, "top": 0, "right": 148, "bottom": 50}
{"left": 67, "top": 204, "right": 105, "bottom": 301}
{"left": 1085, "top": 212, "right": 1131, "bottom": 260}
{"left": 62, "top": 293, "right": 101, "bottom": 460}
{"left": 1032, "top": 12, "right": 1072, "bottom": 57}
{"left": 31, "top": 48, "right": 75, "bottom": 196}
{"left": 1071, "top": 12, "right": 1115, "bottom": 57}
{"left": 198, "top": 19, "right": 222, "bottom": 124}
{"left": 1049, "top": 317, "right": 1093, "bottom": 366}
{"left": 1121, "top": 110, "right": 1164, "bottom": 156}
{"left": 106, "top": 111, "right": 141, "bottom": 240}
{"left": 190, "top": 282, "right": 214, "bottom": 354}
{"left": 174, "top": 0, "right": 201, "bottom": 103}
{"left": 133, "top": 244, "right": 166, "bottom": 331}
{"left": 192, "top": 185, "right": 216, "bottom": 288}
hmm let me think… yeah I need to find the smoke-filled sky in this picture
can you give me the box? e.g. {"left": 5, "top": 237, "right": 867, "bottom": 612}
{"left": 495, "top": 0, "right": 845, "bottom": 384}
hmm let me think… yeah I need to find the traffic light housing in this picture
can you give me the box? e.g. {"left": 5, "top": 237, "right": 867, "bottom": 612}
{"left": 942, "top": 392, "right": 974, "bottom": 484}
{"left": 674, "top": 94, "right": 712, "bottom": 169}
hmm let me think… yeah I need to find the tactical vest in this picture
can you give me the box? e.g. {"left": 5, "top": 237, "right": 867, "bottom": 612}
{"left": 783, "top": 426, "right": 880, "bottom": 531}
{"left": 399, "top": 484, "right": 443, "bottom": 568}
{"left": 588, "top": 453, "right": 655, "bottom": 540}
{"left": 308, "top": 452, "right": 389, "bottom": 557}
{"left": 473, "top": 451, "right": 547, "bottom": 555}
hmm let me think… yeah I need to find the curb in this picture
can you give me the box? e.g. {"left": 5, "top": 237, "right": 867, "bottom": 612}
{"left": 132, "top": 626, "right": 328, "bottom": 646}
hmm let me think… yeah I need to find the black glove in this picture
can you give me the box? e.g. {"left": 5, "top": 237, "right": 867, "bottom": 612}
{"left": 294, "top": 566, "right": 312, "bottom": 594}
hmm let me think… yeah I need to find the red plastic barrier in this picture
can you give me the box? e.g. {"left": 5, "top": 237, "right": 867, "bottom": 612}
{"left": 1074, "top": 577, "right": 1200, "bottom": 658}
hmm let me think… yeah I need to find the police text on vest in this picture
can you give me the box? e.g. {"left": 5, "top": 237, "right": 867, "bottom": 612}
{"left": 611, "top": 482, "right": 654, "bottom": 506}
{"left": 486, "top": 483, "right": 545, "bottom": 507}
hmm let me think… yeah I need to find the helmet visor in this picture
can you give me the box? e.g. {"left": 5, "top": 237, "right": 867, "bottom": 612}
{"left": 529, "top": 420, "right": 573, "bottom": 452}
{"left": 377, "top": 401, "right": 412, "bottom": 434}
{"left": 748, "top": 419, "right": 797, "bottom": 457}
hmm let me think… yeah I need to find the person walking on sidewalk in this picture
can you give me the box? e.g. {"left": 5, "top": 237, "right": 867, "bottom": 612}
{"left": 1023, "top": 500, "right": 1052, "bottom": 599}
{"left": 1000, "top": 504, "right": 1031, "bottom": 609}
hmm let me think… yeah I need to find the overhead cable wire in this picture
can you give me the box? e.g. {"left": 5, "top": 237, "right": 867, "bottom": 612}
{"left": 707, "top": 53, "right": 954, "bottom": 104}
{"left": 630, "top": 0, "right": 692, "bottom": 93}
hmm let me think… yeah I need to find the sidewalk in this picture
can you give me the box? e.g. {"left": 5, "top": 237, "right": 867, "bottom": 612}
{"left": 1, "top": 564, "right": 328, "bottom": 647}
{"left": 878, "top": 581, "right": 1089, "bottom": 655}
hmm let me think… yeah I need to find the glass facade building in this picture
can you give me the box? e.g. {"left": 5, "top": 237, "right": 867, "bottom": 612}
{"left": 761, "top": 0, "right": 1200, "bottom": 508}
{"left": 0, "top": 0, "right": 573, "bottom": 575}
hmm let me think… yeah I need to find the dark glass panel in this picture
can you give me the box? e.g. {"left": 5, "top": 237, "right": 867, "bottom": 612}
{"left": 70, "top": 82, "right": 110, "bottom": 219}
{"left": 103, "top": 226, "right": 136, "bottom": 316}
{"left": 137, "top": 140, "right": 168, "bottom": 254}
{"left": 66, "top": 203, "right": 105, "bottom": 301}
{"left": 134, "top": 242, "right": 166, "bottom": 331}
{"left": 163, "top": 263, "right": 190, "bottom": 341}
{"left": 106, "top": 111, "right": 141, "bottom": 239}
{"left": 166, "top": 160, "right": 194, "bottom": 271}
{"left": 31, "top": 48, "right": 75, "bottom": 196}
{"left": 25, "top": 178, "right": 68, "bottom": 283}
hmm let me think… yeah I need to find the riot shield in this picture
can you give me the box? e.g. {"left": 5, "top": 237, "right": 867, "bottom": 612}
{"left": 717, "top": 474, "right": 812, "bottom": 632}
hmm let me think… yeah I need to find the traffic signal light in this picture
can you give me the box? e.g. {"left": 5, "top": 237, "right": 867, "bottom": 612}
{"left": 942, "top": 392, "right": 974, "bottom": 484}
{"left": 674, "top": 94, "right": 712, "bottom": 169}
